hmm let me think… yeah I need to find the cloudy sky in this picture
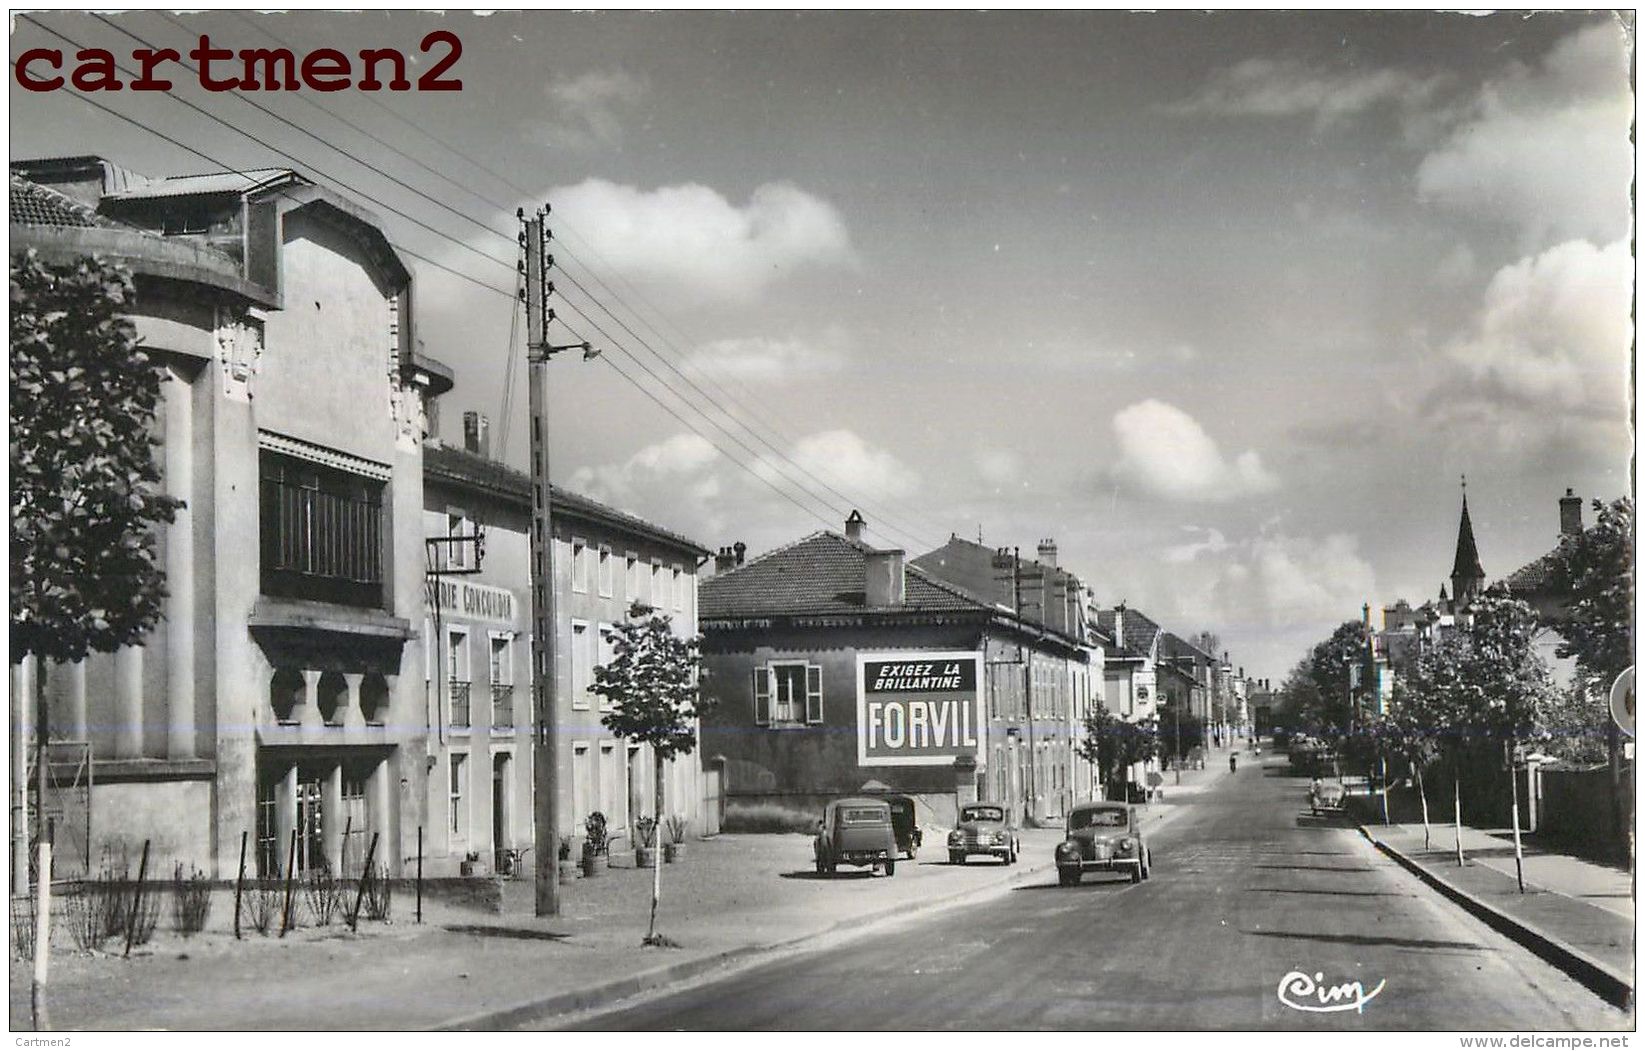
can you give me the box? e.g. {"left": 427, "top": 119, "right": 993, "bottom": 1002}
{"left": 10, "top": 11, "right": 1635, "bottom": 681}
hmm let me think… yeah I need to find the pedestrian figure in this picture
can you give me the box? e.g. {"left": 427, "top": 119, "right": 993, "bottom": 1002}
{"left": 1309, "top": 776, "right": 1323, "bottom": 815}
{"left": 1228, "top": 753, "right": 1237, "bottom": 774}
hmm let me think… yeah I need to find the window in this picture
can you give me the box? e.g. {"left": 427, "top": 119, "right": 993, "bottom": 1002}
{"left": 572, "top": 743, "right": 591, "bottom": 827}
{"left": 671, "top": 567, "right": 683, "bottom": 612}
{"left": 448, "top": 628, "right": 471, "bottom": 729}
{"left": 652, "top": 561, "right": 666, "bottom": 610}
{"left": 422, "top": 618, "right": 432, "bottom": 682}
{"left": 259, "top": 450, "right": 385, "bottom": 607}
{"left": 571, "top": 621, "right": 592, "bottom": 711}
{"left": 571, "top": 538, "right": 589, "bottom": 593}
{"left": 490, "top": 634, "right": 514, "bottom": 730}
{"left": 596, "top": 625, "right": 615, "bottom": 711}
{"left": 624, "top": 554, "right": 639, "bottom": 601}
{"left": 754, "top": 662, "right": 822, "bottom": 727}
{"left": 449, "top": 752, "right": 468, "bottom": 838}
{"left": 598, "top": 547, "right": 614, "bottom": 598}
{"left": 447, "top": 512, "right": 473, "bottom": 571}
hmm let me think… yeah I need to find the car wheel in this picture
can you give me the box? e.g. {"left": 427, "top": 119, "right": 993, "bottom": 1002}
{"left": 885, "top": 859, "right": 896, "bottom": 877}
{"left": 1130, "top": 864, "right": 1143, "bottom": 884}
{"left": 815, "top": 857, "right": 825, "bottom": 875}
{"left": 1058, "top": 867, "right": 1080, "bottom": 886}
{"left": 949, "top": 851, "right": 964, "bottom": 865}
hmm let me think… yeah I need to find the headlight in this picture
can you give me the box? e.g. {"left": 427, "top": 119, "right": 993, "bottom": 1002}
{"left": 1119, "top": 837, "right": 1136, "bottom": 854}
{"left": 1055, "top": 841, "right": 1080, "bottom": 859}
{"left": 948, "top": 830, "right": 963, "bottom": 844}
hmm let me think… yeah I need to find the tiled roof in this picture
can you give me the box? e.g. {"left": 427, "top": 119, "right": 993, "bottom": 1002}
{"left": 423, "top": 443, "right": 708, "bottom": 557}
{"left": 1095, "top": 607, "right": 1162, "bottom": 657}
{"left": 102, "top": 169, "right": 295, "bottom": 200}
{"left": 701, "top": 532, "right": 990, "bottom": 620}
{"left": 10, "top": 174, "right": 120, "bottom": 229}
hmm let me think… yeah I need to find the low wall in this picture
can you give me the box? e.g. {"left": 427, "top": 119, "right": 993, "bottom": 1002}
{"left": 1537, "top": 763, "right": 1632, "bottom": 860}
{"left": 91, "top": 780, "right": 213, "bottom": 877}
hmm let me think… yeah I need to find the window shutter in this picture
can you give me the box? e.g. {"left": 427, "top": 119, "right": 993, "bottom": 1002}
{"left": 805, "top": 665, "right": 823, "bottom": 724}
{"left": 753, "top": 667, "right": 772, "bottom": 726}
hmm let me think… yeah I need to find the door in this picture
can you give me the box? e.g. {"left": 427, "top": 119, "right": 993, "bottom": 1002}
{"left": 627, "top": 746, "right": 645, "bottom": 828}
{"left": 492, "top": 753, "right": 510, "bottom": 871}
{"left": 296, "top": 773, "right": 324, "bottom": 874}
{"left": 701, "top": 762, "right": 722, "bottom": 837}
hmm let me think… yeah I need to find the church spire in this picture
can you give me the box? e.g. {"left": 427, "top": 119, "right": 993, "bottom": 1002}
{"left": 1450, "top": 475, "right": 1485, "bottom": 608}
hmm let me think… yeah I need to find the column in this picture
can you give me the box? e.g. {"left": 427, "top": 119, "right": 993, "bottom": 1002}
{"left": 164, "top": 367, "right": 195, "bottom": 759}
{"left": 64, "top": 660, "right": 87, "bottom": 742}
{"left": 300, "top": 670, "right": 321, "bottom": 731}
{"left": 114, "top": 646, "right": 143, "bottom": 758}
{"left": 322, "top": 763, "right": 342, "bottom": 871}
{"left": 342, "top": 673, "right": 364, "bottom": 731}
{"left": 274, "top": 764, "right": 297, "bottom": 877}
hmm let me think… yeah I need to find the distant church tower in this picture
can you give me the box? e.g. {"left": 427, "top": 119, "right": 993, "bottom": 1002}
{"left": 1449, "top": 478, "right": 1486, "bottom": 611}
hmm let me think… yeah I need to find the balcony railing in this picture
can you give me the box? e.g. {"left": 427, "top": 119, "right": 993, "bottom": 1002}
{"left": 449, "top": 680, "right": 471, "bottom": 729}
{"left": 491, "top": 684, "right": 514, "bottom": 731}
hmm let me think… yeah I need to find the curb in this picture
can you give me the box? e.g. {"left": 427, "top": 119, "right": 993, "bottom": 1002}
{"left": 1358, "top": 825, "right": 1634, "bottom": 1010}
{"left": 439, "top": 801, "right": 1205, "bottom": 1030}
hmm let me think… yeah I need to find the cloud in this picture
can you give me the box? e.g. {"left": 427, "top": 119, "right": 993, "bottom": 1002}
{"left": 760, "top": 429, "right": 919, "bottom": 503}
{"left": 1416, "top": 23, "right": 1633, "bottom": 246}
{"left": 1167, "top": 57, "right": 1448, "bottom": 128}
{"left": 1163, "top": 526, "right": 1230, "bottom": 564}
{"left": 1106, "top": 399, "right": 1280, "bottom": 503}
{"left": 686, "top": 331, "right": 848, "bottom": 383}
{"left": 532, "top": 69, "right": 647, "bottom": 150}
{"left": 975, "top": 448, "right": 1022, "bottom": 486}
{"left": 1165, "top": 530, "right": 1379, "bottom": 632}
{"left": 1436, "top": 238, "right": 1632, "bottom": 416}
{"left": 568, "top": 433, "right": 723, "bottom": 521}
{"left": 550, "top": 178, "right": 855, "bottom": 303}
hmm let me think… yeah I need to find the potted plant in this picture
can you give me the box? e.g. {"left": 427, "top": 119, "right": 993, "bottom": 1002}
{"left": 459, "top": 850, "right": 487, "bottom": 877}
{"left": 634, "top": 815, "right": 658, "bottom": 869}
{"left": 558, "top": 836, "right": 575, "bottom": 884}
{"left": 664, "top": 814, "right": 688, "bottom": 863}
{"left": 581, "top": 812, "right": 609, "bottom": 877}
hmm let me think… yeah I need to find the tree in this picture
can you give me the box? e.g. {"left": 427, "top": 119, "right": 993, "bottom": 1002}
{"left": 10, "top": 250, "right": 181, "bottom": 895}
{"left": 1549, "top": 496, "right": 1633, "bottom": 690}
{"left": 1306, "top": 620, "right": 1373, "bottom": 738}
{"left": 591, "top": 602, "right": 712, "bottom": 945}
{"left": 1077, "top": 708, "right": 1157, "bottom": 800}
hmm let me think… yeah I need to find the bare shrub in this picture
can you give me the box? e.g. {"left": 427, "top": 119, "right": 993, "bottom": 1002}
{"left": 723, "top": 802, "right": 817, "bottom": 834}
{"left": 304, "top": 863, "right": 343, "bottom": 927}
{"left": 63, "top": 886, "right": 105, "bottom": 953}
{"left": 170, "top": 863, "right": 213, "bottom": 936}
{"left": 11, "top": 895, "right": 36, "bottom": 961}
{"left": 244, "top": 882, "right": 279, "bottom": 936}
{"left": 362, "top": 864, "right": 392, "bottom": 922}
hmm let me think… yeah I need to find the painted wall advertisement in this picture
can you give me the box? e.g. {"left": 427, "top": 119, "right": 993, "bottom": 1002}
{"left": 856, "top": 651, "right": 984, "bottom": 767}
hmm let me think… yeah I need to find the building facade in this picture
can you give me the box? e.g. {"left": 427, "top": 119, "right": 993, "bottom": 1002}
{"left": 12, "top": 158, "right": 444, "bottom": 880}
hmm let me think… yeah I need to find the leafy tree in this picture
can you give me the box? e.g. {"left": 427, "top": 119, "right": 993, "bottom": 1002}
{"left": 592, "top": 602, "right": 712, "bottom": 945}
{"left": 10, "top": 250, "right": 181, "bottom": 888}
{"left": 1549, "top": 496, "right": 1634, "bottom": 690}
{"left": 1077, "top": 708, "right": 1157, "bottom": 800}
{"left": 1306, "top": 620, "right": 1373, "bottom": 737}
{"left": 1158, "top": 706, "right": 1205, "bottom": 762}
{"left": 11, "top": 249, "right": 181, "bottom": 665}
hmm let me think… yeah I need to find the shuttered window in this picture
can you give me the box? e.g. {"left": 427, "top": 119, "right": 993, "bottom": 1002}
{"left": 805, "top": 665, "right": 823, "bottom": 724}
{"left": 753, "top": 667, "right": 772, "bottom": 726}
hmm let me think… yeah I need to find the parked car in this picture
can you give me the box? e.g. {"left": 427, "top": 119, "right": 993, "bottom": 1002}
{"left": 1310, "top": 780, "right": 1347, "bottom": 815}
{"left": 883, "top": 794, "right": 922, "bottom": 860}
{"left": 814, "top": 797, "right": 898, "bottom": 876}
{"left": 947, "top": 801, "right": 1019, "bottom": 865}
{"left": 1055, "top": 802, "right": 1151, "bottom": 885}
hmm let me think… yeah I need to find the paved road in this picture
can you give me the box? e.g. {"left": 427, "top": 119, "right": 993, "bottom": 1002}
{"left": 543, "top": 754, "right": 1631, "bottom": 1031}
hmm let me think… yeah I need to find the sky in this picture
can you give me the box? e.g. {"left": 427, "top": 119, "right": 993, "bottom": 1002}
{"left": 9, "top": 10, "right": 1636, "bottom": 683}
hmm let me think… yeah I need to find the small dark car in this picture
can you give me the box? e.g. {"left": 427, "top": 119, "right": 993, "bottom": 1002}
{"left": 1055, "top": 802, "right": 1151, "bottom": 885}
{"left": 947, "top": 801, "right": 1019, "bottom": 865}
{"left": 883, "top": 794, "right": 922, "bottom": 860}
{"left": 814, "top": 797, "right": 898, "bottom": 876}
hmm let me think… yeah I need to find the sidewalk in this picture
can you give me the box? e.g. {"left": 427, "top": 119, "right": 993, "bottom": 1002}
{"left": 1364, "top": 821, "right": 1634, "bottom": 1003}
{"left": 10, "top": 791, "right": 1212, "bottom": 1032}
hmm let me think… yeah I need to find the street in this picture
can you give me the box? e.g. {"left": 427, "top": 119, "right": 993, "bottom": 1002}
{"left": 544, "top": 754, "right": 1629, "bottom": 1031}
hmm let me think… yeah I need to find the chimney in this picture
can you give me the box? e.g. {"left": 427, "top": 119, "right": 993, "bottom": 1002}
{"left": 733, "top": 541, "right": 746, "bottom": 566}
{"left": 865, "top": 549, "right": 906, "bottom": 607}
{"left": 1037, "top": 538, "right": 1058, "bottom": 567}
{"left": 1112, "top": 606, "right": 1124, "bottom": 648}
{"left": 1560, "top": 488, "right": 1583, "bottom": 537}
{"left": 714, "top": 546, "right": 736, "bottom": 573}
{"left": 845, "top": 510, "right": 865, "bottom": 543}
{"left": 462, "top": 411, "right": 490, "bottom": 458}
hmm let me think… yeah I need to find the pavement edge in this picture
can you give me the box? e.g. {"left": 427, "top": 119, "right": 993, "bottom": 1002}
{"left": 1359, "top": 825, "right": 1634, "bottom": 1010}
{"left": 435, "top": 800, "right": 1204, "bottom": 1030}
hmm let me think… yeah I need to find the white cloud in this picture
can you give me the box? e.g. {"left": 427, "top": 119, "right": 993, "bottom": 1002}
{"left": 761, "top": 429, "right": 918, "bottom": 503}
{"left": 550, "top": 178, "right": 855, "bottom": 303}
{"left": 533, "top": 69, "right": 647, "bottom": 150}
{"left": 1106, "top": 399, "right": 1280, "bottom": 503}
{"left": 1168, "top": 57, "right": 1448, "bottom": 128}
{"left": 1163, "top": 526, "right": 1230, "bottom": 564}
{"left": 686, "top": 331, "right": 848, "bottom": 383}
{"left": 1439, "top": 238, "right": 1632, "bottom": 416}
{"left": 1163, "top": 530, "right": 1378, "bottom": 632}
{"left": 568, "top": 433, "right": 724, "bottom": 529}
{"left": 975, "top": 448, "right": 1022, "bottom": 486}
{"left": 1416, "top": 24, "right": 1633, "bottom": 246}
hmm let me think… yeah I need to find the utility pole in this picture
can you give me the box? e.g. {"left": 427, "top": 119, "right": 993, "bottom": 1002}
{"left": 523, "top": 207, "right": 600, "bottom": 917}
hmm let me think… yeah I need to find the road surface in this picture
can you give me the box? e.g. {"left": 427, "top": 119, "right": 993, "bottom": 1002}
{"left": 538, "top": 753, "right": 1631, "bottom": 1031}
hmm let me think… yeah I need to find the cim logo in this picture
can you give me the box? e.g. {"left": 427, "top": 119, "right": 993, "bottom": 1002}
{"left": 856, "top": 651, "right": 983, "bottom": 767}
{"left": 1276, "top": 970, "right": 1387, "bottom": 1014}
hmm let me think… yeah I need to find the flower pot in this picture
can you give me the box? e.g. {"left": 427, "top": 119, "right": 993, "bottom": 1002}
{"left": 635, "top": 846, "right": 657, "bottom": 868}
{"left": 664, "top": 842, "right": 683, "bottom": 863}
{"left": 581, "top": 851, "right": 607, "bottom": 878}
{"left": 559, "top": 865, "right": 576, "bottom": 885}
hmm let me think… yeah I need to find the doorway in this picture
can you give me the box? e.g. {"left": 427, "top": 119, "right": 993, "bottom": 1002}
{"left": 492, "top": 752, "right": 510, "bottom": 872}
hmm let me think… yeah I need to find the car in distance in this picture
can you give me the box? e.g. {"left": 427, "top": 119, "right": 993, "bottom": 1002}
{"left": 814, "top": 797, "right": 898, "bottom": 876}
{"left": 947, "top": 801, "right": 1019, "bottom": 865}
{"left": 883, "top": 793, "right": 922, "bottom": 860}
{"left": 1055, "top": 802, "right": 1150, "bottom": 885}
